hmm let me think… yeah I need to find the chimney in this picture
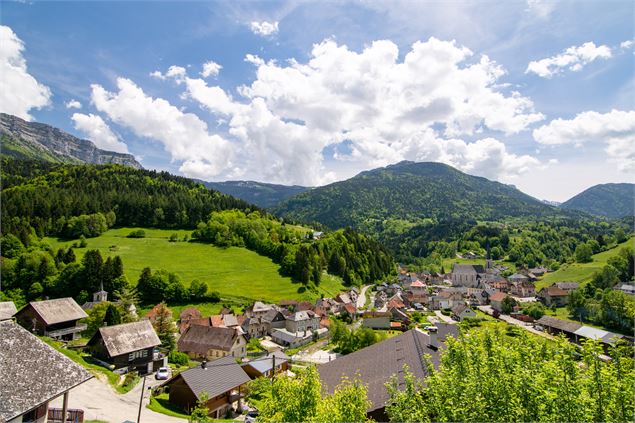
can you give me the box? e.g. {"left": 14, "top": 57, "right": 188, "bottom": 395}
{"left": 428, "top": 326, "right": 438, "bottom": 350}
{"left": 201, "top": 360, "right": 207, "bottom": 369}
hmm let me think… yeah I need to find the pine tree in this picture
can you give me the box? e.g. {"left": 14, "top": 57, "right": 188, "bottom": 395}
{"left": 152, "top": 303, "right": 175, "bottom": 351}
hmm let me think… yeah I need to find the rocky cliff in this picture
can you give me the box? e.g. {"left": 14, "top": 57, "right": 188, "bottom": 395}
{"left": 0, "top": 113, "right": 143, "bottom": 169}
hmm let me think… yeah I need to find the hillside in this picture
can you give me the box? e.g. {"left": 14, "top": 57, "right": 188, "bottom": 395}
{"left": 203, "top": 180, "right": 310, "bottom": 208}
{"left": 560, "top": 183, "right": 634, "bottom": 218}
{"left": 0, "top": 113, "right": 142, "bottom": 168}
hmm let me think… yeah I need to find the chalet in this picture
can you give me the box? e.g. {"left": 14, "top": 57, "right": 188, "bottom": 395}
{"left": 87, "top": 320, "right": 161, "bottom": 373}
{"left": 489, "top": 291, "right": 508, "bottom": 312}
{"left": 241, "top": 350, "right": 290, "bottom": 379}
{"left": 0, "top": 320, "right": 92, "bottom": 423}
{"left": 0, "top": 301, "right": 17, "bottom": 320}
{"left": 452, "top": 304, "right": 477, "bottom": 321}
{"left": 362, "top": 311, "right": 392, "bottom": 329}
{"left": 14, "top": 297, "right": 88, "bottom": 340}
{"left": 164, "top": 357, "right": 251, "bottom": 418}
{"left": 555, "top": 282, "right": 579, "bottom": 292}
{"left": 451, "top": 264, "right": 486, "bottom": 288}
{"left": 537, "top": 286, "right": 569, "bottom": 307}
{"left": 178, "top": 326, "right": 246, "bottom": 361}
{"left": 318, "top": 325, "right": 459, "bottom": 421}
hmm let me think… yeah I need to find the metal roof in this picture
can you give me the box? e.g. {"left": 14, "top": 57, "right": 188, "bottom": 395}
{"left": 22, "top": 297, "right": 88, "bottom": 325}
{"left": 573, "top": 326, "right": 609, "bottom": 340}
{"left": 535, "top": 316, "right": 582, "bottom": 333}
{"left": 91, "top": 320, "right": 160, "bottom": 357}
{"left": 243, "top": 351, "right": 290, "bottom": 374}
{"left": 168, "top": 356, "right": 251, "bottom": 400}
{"left": 0, "top": 320, "right": 92, "bottom": 421}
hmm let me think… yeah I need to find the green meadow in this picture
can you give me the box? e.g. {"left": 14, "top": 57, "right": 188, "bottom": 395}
{"left": 43, "top": 227, "right": 345, "bottom": 304}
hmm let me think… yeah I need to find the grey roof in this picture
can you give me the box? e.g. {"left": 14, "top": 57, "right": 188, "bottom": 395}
{"left": 535, "top": 316, "right": 582, "bottom": 333}
{"left": 271, "top": 328, "right": 303, "bottom": 343}
{"left": 318, "top": 325, "right": 459, "bottom": 412}
{"left": 178, "top": 325, "right": 240, "bottom": 354}
{"left": 0, "top": 320, "right": 92, "bottom": 421}
{"left": 508, "top": 273, "right": 529, "bottom": 280}
{"left": 452, "top": 264, "right": 485, "bottom": 274}
{"left": 167, "top": 356, "right": 251, "bottom": 400}
{"left": 573, "top": 326, "right": 609, "bottom": 340}
{"left": 252, "top": 301, "right": 273, "bottom": 313}
{"left": 243, "top": 351, "right": 290, "bottom": 374}
{"left": 22, "top": 297, "right": 88, "bottom": 325}
{"left": 0, "top": 301, "right": 17, "bottom": 320}
{"left": 90, "top": 320, "right": 160, "bottom": 357}
{"left": 288, "top": 310, "right": 315, "bottom": 321}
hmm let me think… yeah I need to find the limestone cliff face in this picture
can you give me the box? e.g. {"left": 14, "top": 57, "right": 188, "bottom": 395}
{"left": 0, "top": 113, "right": 143, "bottom": 169}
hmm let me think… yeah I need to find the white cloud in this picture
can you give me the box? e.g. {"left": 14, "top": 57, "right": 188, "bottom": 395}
{"left": 201, "top": 60, "right": 222, "bottom": 78}
{"left": 90, "top": 77, "right": 231, "bottom": 178}
{"left": 149, "top": 65, "right": 187, "bottom": 82}
{"left": 620, "top": 39, "right": 634, "bottom": 50}
{"left": 71, "top": 113, "right": 129, "bottom": 153}
{"left": 526, "top": 0, "right": 556, "bottom": 19}
{"left": 526, "top": 42, "right": 612, "bottom": 78}
{"left": 0, "top": 25, "right": 51, "bottom": 120}
{"left": 533, "top": 110, "right": 635, "bottom": 172}
{"left": 65, "top": 99, "right": 82, "bottom": 109}
{"left": 249, "top": 21, "right": 279, "bottom": 37}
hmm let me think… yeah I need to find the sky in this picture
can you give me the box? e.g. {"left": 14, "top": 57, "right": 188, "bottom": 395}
{"left": 0, "top": 0, "right": 633, "bottom": 202}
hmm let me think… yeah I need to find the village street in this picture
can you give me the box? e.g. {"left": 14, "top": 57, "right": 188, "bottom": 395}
{"left": 356, "top": 284, "right": 371, "bottom": 309}
{"left": 49, "top": 374, "right": 186, "bottom": 423}
{"left": 433, "top": 310, "right": 457, "bottom": 324}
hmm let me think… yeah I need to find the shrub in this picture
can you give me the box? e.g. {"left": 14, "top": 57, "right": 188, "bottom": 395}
{"left": 168, "top": 350, "right": 189, "bottom": 366}
{"left": 127, "top": 229, "right": 146, "bottom": 238}
{"left": 169, "top": 233, "right": 179, "bottom": 242}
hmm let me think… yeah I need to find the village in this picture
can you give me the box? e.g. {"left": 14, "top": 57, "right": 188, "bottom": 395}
{"left": 2, "top": 251, "right": 632, "bottom": 423}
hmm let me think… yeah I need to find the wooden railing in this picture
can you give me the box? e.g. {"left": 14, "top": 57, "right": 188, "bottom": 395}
{"left": 47, "top": 408, "right": 84, "bottom": 422}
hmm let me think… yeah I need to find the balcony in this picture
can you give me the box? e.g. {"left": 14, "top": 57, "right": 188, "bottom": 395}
{"left": 45, "top": 324, "right": 87, "bottom": 338}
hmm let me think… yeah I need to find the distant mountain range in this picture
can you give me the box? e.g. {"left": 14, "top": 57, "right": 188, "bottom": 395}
{"left": 202, "top": 180, "right": 310, "bottom": 208}
{"left": 0, "top": 113, "right": 142, "bottom": 169}
{"left": 561, "top": 183, "right": 634, "bottom": 218}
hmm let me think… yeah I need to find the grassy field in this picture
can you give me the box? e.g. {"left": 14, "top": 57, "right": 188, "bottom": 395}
{"left": 43, "top": 227, "right": 345, "bottom": 304}
{"left": 441, "top": 257, "right": 516, "bottom": 274}
{"left": 536, "top": 237, "right": 633, "bottom": 290}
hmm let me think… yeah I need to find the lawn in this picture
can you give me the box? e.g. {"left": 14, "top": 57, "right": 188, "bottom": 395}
{"left": 536, "top": 237, "right": 633, "bottom": 290}
{"left": 43, "top": 227, "right": 346, "bottom": 304}
{"left": 147, "top": 393, "right": 190, "bottom": 419}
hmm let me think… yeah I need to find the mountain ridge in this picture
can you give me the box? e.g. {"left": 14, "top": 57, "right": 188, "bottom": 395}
{"left": 202, "top": 180, "right": 310, "bottom": 208}
{"left": 560, "top": 183, "right": 634, "bottom": 218}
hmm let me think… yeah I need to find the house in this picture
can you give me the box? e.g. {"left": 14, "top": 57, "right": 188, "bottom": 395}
{"left": 246, "top": 301, "right": 274, "bottom": 318}
{"left": 87, "top": 320, "right": 161, "bottom": 373}
{"left": 529, "top": 267, "right": 549, "bottom": 276}
{"left": 389, "top": 307, "right": 411, "bottom": 324}
{"left": 451, "top": 304, "right": 477, "bottom": 321}
{"left": 144, "top": 303, "right": 164, "bottom": 324}
{"left": 374, "top": 291, "right": 388, "bottom": 309}
{"left": 430, "top": 291, "right": 463, "bottom": 310}
{"left": 263, "top": 308, "right": 287, "bottom": 334}
{"left": 241, "top": 350, "right": 290, "bottom": 379}
{"left": 508, "top": 273, "right": 529, "bottom": 284}
{"left": 408, "top": 279, "right": 428, "bottom": 303}
{"left": 341, "top": 303, "right": 358, "bottom": 320}
{"left": 534, "top": 315, "right": 582, "bottom": 341}
{"left": 0, "top": 320, "right": 92, "bottom": 423}
{"left": 510, "top": 281, "right": 536, "bottom": 298}
{"left": 335, "top": 293, "right": 352, "bottom": 305}
{"left": 362, "top": 311, "right": 392, "bottom": 329}
{"left": 451, "top": 264, "right": 486, "bottom": 288}
{"left": 178, "top": 326, "right": 247, "bottom": 361}
{"left": 0, "top": 301, "right": 17, "bottom": 320}
{"left": 386, "top": 293, "right": 406, "bottom": 310}
{"left": 614, "top": 283, "right": 635, "bottom": 295}
{"left": 489, "top": 291, "right": 508, "bottom": 312}
{"left": 554, "top": 281, "right": 579, "bottom": 292}
{"left": 318, "top": 325, "right": 459, "bottom": 421}
{"left": 285, "top": 311, "right": 320, "bottom": 333}
{"left": 537, "top": 286, "right": 569, "bottom": 307}
{"left": 178, "top": 308, "right": 202, "bottom": 333}
{"left": 14, "top": 297, "right": 88, "bottom": 340}
{"left": 164, "top": 357, "right": 251, "bottom": 418}
{"left": 270, "top": 310, "right": 327, "bottom": 348}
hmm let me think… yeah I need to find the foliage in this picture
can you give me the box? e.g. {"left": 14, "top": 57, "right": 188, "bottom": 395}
{"left": 152, "top": 302, "right": 176, "bottom": 351}
{"left": 257, "top": 366, "right": 370, "bottom": 423}
{"left": 0, "top": 233, "right": 24, "bottom": 258}
{"left": 329, "top": 319, "right": 382, "bottom": 355}
{"left": 127, "top": 229, "right": 146, "bottom": 238}
{"left": 84, "top": 302, "right": 111, "bottom": 337}
{"left": 501, "top": 295, "right": 517, "bottom": 314}
{"left": 560, "top": 183, "right": 634, "bottom": 218}
{"left": 521, "top": 302, "right": 546, "bottom": 319}
{"left": 168, "top": 350, "right": 189, "bottom": 366}
{"left": 385, "top": 329, "right": 635, "bottom": 422}
{"left": 189, "top": 391, "right": 211, "bottom": 423}
{"left": 575, "top": 242, "right": 594, "bottom": 263}
{"left": 65, "top": 212, "right": 110, "bottom": 238}
{"left": 103, "top": 303, "right": 122, "bottom": 326}
{"left": 247, "top": 337, "right": 265, "bottom": 352}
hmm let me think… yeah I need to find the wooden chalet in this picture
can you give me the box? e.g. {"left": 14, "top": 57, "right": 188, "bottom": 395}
{"left": 14, "top": 297, "right": 88, "bottom": 340}
{"left": 87, "top": 320, "right": 161, "bottom": 374}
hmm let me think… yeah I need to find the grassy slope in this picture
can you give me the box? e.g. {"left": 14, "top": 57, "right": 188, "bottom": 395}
{"left": 44, "top": 227, "right": 345, "bottom": 304}
{"left": 536, "top": 237, "right": 634, "bottom": 290}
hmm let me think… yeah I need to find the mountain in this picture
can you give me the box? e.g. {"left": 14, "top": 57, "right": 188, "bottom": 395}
{"left": 202, "top": 180, "right": 310, "bottom": 208}
{"left": 274, "top": 161, "right": 561, "bottom": 229}
{"left": 0, "top": 113, "right": 142, "bottom": 169}
{"left": 560, "top": 183, "right": 634, "bottom": 218}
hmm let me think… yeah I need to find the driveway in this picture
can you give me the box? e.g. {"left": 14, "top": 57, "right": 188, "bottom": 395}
{"left": 49, "top": 373, "right": 186, "bottom": 423}
{"left": 357, "top": 285, "right": 371, "bottom": 309}
{"left": 434, "top": 310, "right": 457, "bottom": 324}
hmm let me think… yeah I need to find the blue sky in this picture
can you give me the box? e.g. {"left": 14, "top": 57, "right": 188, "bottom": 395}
{"left": 1, "top": 0, "right": 633, "bottom": 201}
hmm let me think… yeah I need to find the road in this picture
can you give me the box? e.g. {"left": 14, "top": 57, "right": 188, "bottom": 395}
{"left": 434, "top": 310, "right": 457, "bottom": 324}
{"left": 357, "top": 285, "right": 371, "bottom": 309}
{"left": 477, "top": 305, "right": 554, "bottom": 339}
{"left": 50, "top": 373, "right": 186, "bottom": 423}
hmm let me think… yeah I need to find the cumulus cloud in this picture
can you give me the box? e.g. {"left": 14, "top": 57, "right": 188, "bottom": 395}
{"left": 533, "top": 110, "right": 635, "bottom": 172}
{"left": 201, "top": 60, "right": 222, "bottom": 78}
{"left": 151, "top": 37, "right": 543, "bottom": 185}
{"left": 249, "top": 21, "right": 279, "bottom": 36}
{"left": 526, "top": 42, "right": 612, "bottom": 78}
{"left": 71, "top": 113, "right": 129, "bottom": 153}
{"left": 65, "top": 99, "right": 82, "bottom": 109}
{"left": 90, "top": 77, "right": 231, "bottom": 178}
{"left": 0, "top": 25, "right": 51, "bottom": 120}
{"left": 621, "top": 39, "right": 634, "bottom": 50}
{"left": 149, "top": 65, "right": 187, "bottom": 81}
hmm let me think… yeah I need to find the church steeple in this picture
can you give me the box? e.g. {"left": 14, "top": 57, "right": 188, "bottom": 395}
{"left": 93, "top": 281, "right": 108, "bottom": 303}
{"left": 486, "top": 240, "right": 493, "bottom": 270}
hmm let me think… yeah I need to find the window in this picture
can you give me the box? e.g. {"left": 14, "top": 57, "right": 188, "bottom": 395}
{"left": 128, "top": 349, "right": 148, "bottom": 361}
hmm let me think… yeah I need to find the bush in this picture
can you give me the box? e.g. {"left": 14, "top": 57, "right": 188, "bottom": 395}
{"left": 127, "top": 229, "right": 146, "bottom": 238}
{"left": 208, "top": 291, "right": 221, "bottom": 302}
{"left": 168, "top": 350, "right": 189, "bottom": 366}
{"left": 169, "top": 233, "right": 179, "bottom": 242}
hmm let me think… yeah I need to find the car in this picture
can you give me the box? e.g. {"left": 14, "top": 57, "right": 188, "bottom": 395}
{"left": 245, "top": 410, "right": 259, "bottom": 423}
{"left": 155, "top": 367, "right": 169, "bottom": 380}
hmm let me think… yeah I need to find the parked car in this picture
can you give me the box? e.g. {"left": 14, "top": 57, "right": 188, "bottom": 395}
{"left": 245, "top": 410, "right": 259, "bottom": 423}
{"left": 155, "top": 367, "right": 169, "bottom": 380}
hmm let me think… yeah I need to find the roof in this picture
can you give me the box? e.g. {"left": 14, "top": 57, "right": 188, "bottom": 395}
{"left": 90, "top": 320, "right": 160, "bottom": 357}
{"left": 21, "top": 297, "right": 88, "bottom": 325}
{"left": 252, "top": 301, "right": 273, "bottom": 313}
{"left": 288, "top": 310, "right": 315, "bottom": 321}
{"left": 535, "top": 316, "right": 582, "bottom": 333}
{"left": 452, "top": 264, "right": 485, "bottom": 274}
{"left": 178, "top": 325, "right": 240, "bottom": 354}
{"left": 540, "top": 286, "right": 568, "bottom": 297}
{"left": 0, "top": 320, "right": 92, "bottom": 421}
{"left": 144, "top": 303, "right": 163, "bottom": 319}
{"left": 167, "top": 356, "right": 251, "bottom": 400}
{"left": 343, "top": 303, "right": 357, "bottom": 315}
{"left": 243, "top": 351, "right": 290, "bottom": 374}
{"left": 573, "top": 326, "right": 609, "bottom": 340}
{"left": 452, "top": 304, "right": 471, "bottom": 315}
{"left": 409, "top": 280, "right": 424, "bottom": 288}
{"left": 318, "top": 325, "right": 459, "bottom": 412}
{"left": 0, "top": 301, "right": 17, "bottom": 320}
{"left": 179, "top": 308, "right": 201, "bottom": 321}
{"left": 489, "top": 291, "right": 507, "bottom": 302}
{"left": 508, "top": 273, "right": 529, "bottom": 280}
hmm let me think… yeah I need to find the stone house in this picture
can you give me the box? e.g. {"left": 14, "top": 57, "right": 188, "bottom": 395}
{"left": 178, "top": 326, "right": 246, "bottom": 361}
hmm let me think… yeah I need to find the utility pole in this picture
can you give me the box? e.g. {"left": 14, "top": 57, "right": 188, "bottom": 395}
{"left": 271, "top": 354, "right": 276, "bottom": 385}
{"left": 137, "top": 375, "right": 146, "bottom": 423}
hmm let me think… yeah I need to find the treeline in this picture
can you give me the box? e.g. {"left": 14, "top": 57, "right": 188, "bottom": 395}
{"left": 136, "top": 267, "right": 220, "bottom": 305}
{"left": 0, "top": 158, "right": 257, "bottom": 242}
{"left": 567, "top": 245, "right": 635, "bottom": 333}
{"left": 192, "top": 210, "right": 394, "bottom": 286}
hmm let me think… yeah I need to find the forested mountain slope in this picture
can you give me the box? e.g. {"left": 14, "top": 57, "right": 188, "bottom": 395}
{"left": 560, "top": 183, "right": 634, "bottom": 218}
{"left": 203, "top": 180, "right": 310, "bottom": 208}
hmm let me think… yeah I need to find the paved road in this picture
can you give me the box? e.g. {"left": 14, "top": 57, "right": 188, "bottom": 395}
{"left": 357, "top": 285, "right": 371, "bottom": 309}
{"left": 434, "top": 310, "right": 457, "bottom": 324}
{"left": 50, "top": 373, "right": 186, "bottom": 423}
